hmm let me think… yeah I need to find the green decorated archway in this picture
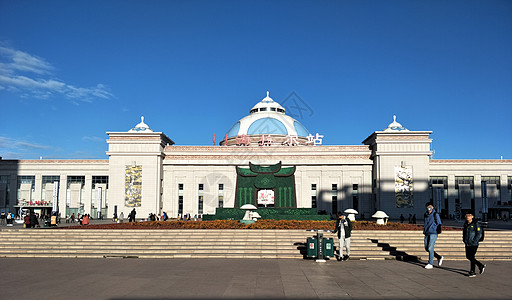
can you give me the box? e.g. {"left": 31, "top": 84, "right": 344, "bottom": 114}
{"left": 235, "top": 161, "right": 296, "bottom": 208}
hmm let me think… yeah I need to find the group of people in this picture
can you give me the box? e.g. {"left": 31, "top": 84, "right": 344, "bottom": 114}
{"left": 66, "top": 213, "right": 90, "bottom": 225}
{"left": 399, "top": 213, "right": 417, "bottom": 224}
{"left": 23, "top": 212, "right": 40, "bottom": 228}
{"left": 332, "top": 201, "right": 487, "bottom": 278}
{"left": 0, "top": 211, "right": 15, "bottom": 226}
{"left": 423, "top": 202, "right": 486, "bottom": 277}
{"left": 112, "top": 209, "right": 169, "bottom": 223}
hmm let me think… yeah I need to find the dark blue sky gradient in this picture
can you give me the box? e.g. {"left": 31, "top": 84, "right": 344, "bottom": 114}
{"left": 0, "top": 0, "right": 511, "bottom": 159}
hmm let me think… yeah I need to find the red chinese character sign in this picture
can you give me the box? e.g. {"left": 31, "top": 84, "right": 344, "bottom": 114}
{"left": 236, "top": 134, "right": 251, "bottom": 146}
{"left": 282, "top": 135, "right": 299, "bottom": 146}
{"left": 258, "top": 134, "right": 273, "bottom": 146}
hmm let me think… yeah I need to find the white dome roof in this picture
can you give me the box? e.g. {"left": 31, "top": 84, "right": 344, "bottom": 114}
{"left": 226, "top": 92, "right": 310, "bottom": 138}
{"left": 249, "top": 91, "right": 286, "bottom": 113}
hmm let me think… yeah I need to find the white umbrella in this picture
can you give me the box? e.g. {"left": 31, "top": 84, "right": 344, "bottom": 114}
{"left": 240, "top": 204, "right": 257, "bottom": 210}
{"left": 372, "top": 211, "right": 389, "bottom": 225}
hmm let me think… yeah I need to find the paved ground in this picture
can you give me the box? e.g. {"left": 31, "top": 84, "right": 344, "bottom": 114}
{"left": 1, "top": 257, "right": 510, "bottom": 299}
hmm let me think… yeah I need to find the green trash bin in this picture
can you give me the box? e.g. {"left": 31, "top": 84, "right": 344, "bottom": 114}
{"left": 306, "top": 237, "right": 318, "bottom": 257}
{"left": 323, "top": 238, "right": 334, "bottom": 258}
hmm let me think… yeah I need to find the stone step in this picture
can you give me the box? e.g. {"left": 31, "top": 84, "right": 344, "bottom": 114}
{"left": 1, "top": 229, "right": 510, "bottom": 260}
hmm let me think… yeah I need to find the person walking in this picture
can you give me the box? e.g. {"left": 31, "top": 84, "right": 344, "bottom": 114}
{"left": 332, "top": 211, "right": 352, "bottom": 261}
{"left": 29, "top": 211, "right": 39, "bottom": 228}
{"left": 463, "top": 212, "right": 486, "bottom": 277}
{"left": 6, "top": 212, "right": 12, "bottom": 226}
{"left": 129, "top": 208, "right": 136, "bottom": 222}
{"left": 0, "top": 211, "right": 6, "bottom": 226}
{"left": 423, "top": 202, "right": 443, "bottom": 269}
{"left": 24, "top": 214, "right": 31, "bottom": 228}
{"left": 82, "top": 214, "right": 90, "bottom": 225}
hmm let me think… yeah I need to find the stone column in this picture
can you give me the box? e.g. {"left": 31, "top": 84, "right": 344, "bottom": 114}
{"left": 59, "top": 175, "right": 67, "bottom": 217}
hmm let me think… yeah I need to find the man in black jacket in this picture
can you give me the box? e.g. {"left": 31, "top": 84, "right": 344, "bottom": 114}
{"left": 29, "top": 212, "right": 39, "bottom": 228}
{"left": 463, "top": 212, "right": 486, "bottom": 277}
{"left": 332, "top": 211, "right": 352, "bottom": 261}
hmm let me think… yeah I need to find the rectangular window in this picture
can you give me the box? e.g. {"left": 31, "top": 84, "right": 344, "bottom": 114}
{"left": 455, "top": 176, "right": 474, "bottom": 189}
{"left": 482, "top": 176, "right": 501, "bottom": 206}
{"left": 42, "top": 176, "right": 60, "bottom": 185}
{"left": 311, "top": 184, "right": 317, "bottom": 208}
{"left": 352, "top": 184, "right": 359, "bottom": 211}
{"left": 92, "top": 176, "right": 109, "bottom": 188}
{"left": 91, "top": 176, "right": 109, "bottom": 210}
{"left": 67, "top": 176, "right": 85, "bottom": 188}
{"left": 508, "top": 177, "right": 512, "bottom": 204}
{"left": 178, "top": 195, "right": 183, "bottom": 215}
{"left": 178, "top": 184, "right": 183, "bottom": 190}
{"left": 17, "top": 175, "right": 35, "bottom": 203}
{"left": 218, "top": 195, "right": 224, "bottom": 208}
{"left": 429, "top": 177, "right": 448, "bottom": 211}
{"left": 0, "top": 176, "right": 9, "bottom": 184}
{"left": 430, "top": 176, "right": 448, "bottom": 186}
{"left": 331, "top": 184, "right": 338, "bottom": 213}
{"left": 0, "top": 175, "right": 10, "bottom": 206}
{"left": 481, "top": 176, "right": 500, "bottom": 187}
{"left": 198, "top": 195, "right": 204, "bottom": 214}
{"left": 219, "top": 184, "right": 223, "bottom": 191}
{"left": 41, "top": 176, "right": 60, "bottom": 204}
{"left": 198, "top": 184, "right": 203, "bottom": 191}
{"left": 455, "top": 176, "right": 475, "bottom": 217}
{"left": 17, "top": 176, "right": 35, "bottom": 189}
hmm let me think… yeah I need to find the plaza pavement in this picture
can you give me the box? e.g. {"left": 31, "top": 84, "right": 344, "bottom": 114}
{"left": 1, "top": 257, "right": 511, "bottom": 299}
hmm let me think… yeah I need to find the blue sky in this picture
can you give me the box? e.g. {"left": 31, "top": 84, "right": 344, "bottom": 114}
{"left": 1, "top": 0, "right": 511, "bottom": 160}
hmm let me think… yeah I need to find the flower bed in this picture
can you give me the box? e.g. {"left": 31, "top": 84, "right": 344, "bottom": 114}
{"left": 63, "top": 220, "right": 461, "bottom": 230}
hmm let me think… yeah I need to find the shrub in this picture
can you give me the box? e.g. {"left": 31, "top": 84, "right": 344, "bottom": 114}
{"left": 64, "top": 220, "right": 461, "bottom": 231}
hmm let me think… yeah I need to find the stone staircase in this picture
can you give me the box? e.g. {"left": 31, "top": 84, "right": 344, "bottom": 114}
{"left": 364, "top": 230, "right": 512, "bottom": 261}
{"left": 0, "top": 229, "right": 510, "bottom": 260}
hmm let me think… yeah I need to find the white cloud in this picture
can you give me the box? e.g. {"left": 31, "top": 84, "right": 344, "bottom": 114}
{"left": 0, "top": 46, "right": 53, "bottom": 75}
{"left": 0, "top": 45, "right": 113, "bottom": 101}
{"left": 0, "top": 136, "right": 52, "bottom": 159}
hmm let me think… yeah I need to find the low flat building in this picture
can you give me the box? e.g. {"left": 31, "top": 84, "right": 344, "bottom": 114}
{"left": 1, "top": 93, "right": 511, "bottom": 221}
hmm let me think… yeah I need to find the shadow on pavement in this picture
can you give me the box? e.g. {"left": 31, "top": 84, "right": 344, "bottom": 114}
{"left": 369, "top": 238, "right": 421, "bottom": 262}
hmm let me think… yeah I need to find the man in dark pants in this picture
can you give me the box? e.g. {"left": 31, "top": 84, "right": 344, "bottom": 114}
{"left": 463, "top": 212, "right": 486, "bottom": 277}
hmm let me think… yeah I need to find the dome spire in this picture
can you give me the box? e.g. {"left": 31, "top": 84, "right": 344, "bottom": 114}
{"left": 262, "top": 91, "right": 273, "bottom": 102}
{"left": 128, "top": 116, "right": 154, "bottom": 133}
{"left": 384, "top": 115, "right": 409, "bottom": 132}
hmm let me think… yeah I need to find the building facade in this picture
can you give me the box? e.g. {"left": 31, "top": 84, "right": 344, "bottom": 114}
{"left": 1, "top": 93, "right": 511, "bottom": 221}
